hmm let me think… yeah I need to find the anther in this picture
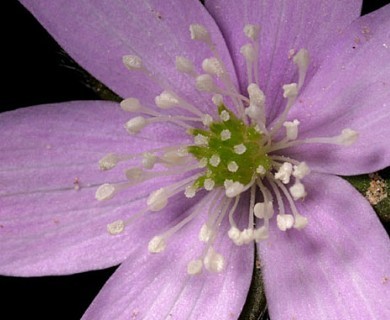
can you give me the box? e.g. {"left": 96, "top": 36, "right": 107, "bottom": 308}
{"left": 293, "top": 49, "right": 310, "bottom": 89}
{"left": 195, "top": 74, "right": 218, "bottom": 92}
{"left": 294, "top": 215, "right": 308, "bottom": 229}
{"left": 204, "top": 178, "right": 215, "bottom": 191}
{"left": 244, "top": 24, "right": 260, "bottom": 41}
{"left": 202, "top": 57, "right": 224, "bottom": 77}
{"left": 175, "top": 56, "right": 195, "bottom": 74}
{"left": 95, "top": 183, "right": 116, "bottom": 201}
{"left": 187, "top": 259, "right": 203, "bottom": 275}
{"left": 99, "top": 153, "right": 119, "bottom": 170}
{"left": 209, "top": 154, "right": 221, "bottom": 167}
{"left": 147, "top": 188, "right": 168, "bottom": 211}
{"left": 120, "top": 98, "right": 142, "bottom": 112}
{"left": 240, "top": 43, "right": 255, "bottom": 62}
{"left": 220, "top": 110, "right": 230, "bottom": 122}
{"left": 184, "top": 185, "right": 197, "bottom": 198}
{"left": 224, "top": 180, "right": 245, "bottom": 198}
{"left": 234, "top": 144, "right": 247, "bottom": 155}
{"left": 283, "top": 119, "right": 300, "bottom": 140}
{"left": 277, "top": 214, "right": 294, "bottom": 231}
{"left": 292, "top": 162, "right": 310, "bottom": 179}
{"left": 199, "top": 224, "right": 214, "bottom": 242}
{"left": 194, "top": 134, "right": 209, "bottom": 145}
{"left": 202, "top": 114, "right": 213, "bottom": 126}
{"left": 122, "top": 55, "right": 143, "bottom": 70}
{"left": 142, "top": 152, "right": 157, "bottom": 169}
{"left": 155, "top": 91, "right": 180, "bottom": 109}
{"left": 189, "top": 24, "right": 211, "bottom": 44}
{"left": 203, "top": 247, "right": 225, "bottom": 273}
{"left": 227, "top": 161, "right": 239, "bottom": 172}
{"left": 148, "top": 236, "right": 167, "bottom": 253}
{"left": 254, "top": 201, "right": 274, "bottom": 219}
{"left": 212, "top": 94, "right": 224, "bottom": 106}
{"left": 107, "top": 220, "right": 125, "bottom": 235}
{"left": 253, "top": 226, "right": 269, "bottom": 241}
{"left": 220, "top": 129, "right": 231, "bottom": 141}
{"left": 289, "top": 181, "right": 307, "bottom": 200}
{"left": 337, "top": 129, "right": 359, "bottom": 146}
{"left": 274, "top": 162, "right": 293, "bottom": 184}
{"left": 124, "top": 116, "right": 147, "bottom": 134}
{"left": 283, "top": 83, "right": 298, "bottom": 98}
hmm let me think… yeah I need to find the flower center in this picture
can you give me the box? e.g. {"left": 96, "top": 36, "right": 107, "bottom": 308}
{"left": 95, "top": 23, "right": 358, "bottom": 275}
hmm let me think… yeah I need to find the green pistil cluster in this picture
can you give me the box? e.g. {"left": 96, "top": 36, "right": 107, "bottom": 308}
{"left": 187, "top": 105, "right": 271, "bottom": 190}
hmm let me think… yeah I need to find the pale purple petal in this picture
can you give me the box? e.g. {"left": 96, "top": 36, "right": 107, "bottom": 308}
{"left": 83, "top": 193, "right": 253, "bottom": 320}
{"left": 259, "top": 173, "right": 390, "bottom": 320}
{"left": 286, "top": 4, "right": 390, "bottom": 175}
{"left": 19, "top": 0, "right": 237, "bottom": 116}
{"left": 0, "top": 101, "right": 190, "bottom": 275}
{"left": 206, "top": 0, "right": 362, "bottom": 121}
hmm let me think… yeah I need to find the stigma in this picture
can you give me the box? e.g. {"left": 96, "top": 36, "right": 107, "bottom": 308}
{"left": 96, "top": 23, "right": 358, "bottom": 275}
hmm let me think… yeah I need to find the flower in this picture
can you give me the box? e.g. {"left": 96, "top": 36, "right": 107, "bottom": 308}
{"left": 1, "top": 0, "right": 390, "bottom": 319}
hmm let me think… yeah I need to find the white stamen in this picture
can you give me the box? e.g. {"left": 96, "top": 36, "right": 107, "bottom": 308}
{"left": 199, "top": 224, "right": 213, "bottom": 242}
{"left": 189, "top": 24, "right": 211, "bottom": 43}
{"left": 187, "top": 259, "right": 203, "bottom": 275}
{"left": 202, "top": 114, "right": 213, "bottom": 126}
{"left": 147, "top": 188, "right": 168, "bottom": 211}
{"left": 148, "top": 236, "right": 166, "bottom": 253}
{"left": 253, "top": 226, "right": 269, "bottom": 241}
{"left": 99, "top": 153, "right": 118, "bottom": 170}
{"left": 337, "top": 129, "right": 359, "bottom": 146}
{"left": 228, "top": 226, "right": 241, "bottom": 243}
{"left": 220, "top": 110, "right": 230, "bottom": 121}
{"left": 125, "top": 168, "right": 144, "bottom": 181}
{"left": 293, "top": 162, "right": 310, "bottom": 179}
{"left": 240, "top": 43, "right": 255, "bottom": 62}
{"left": 256, "top": 165, "right": 266, "bottom": 175}
{"left": 225, "top": 180, "right": 245, "bottom": 198}
{"left": 248, "top": 83, "right": 265, "bottom": 109}
{"left": 155, "top": 91, "right": 180, "bottom": 109}
{"left": 162, "top": 150, "right": 187, "bottom": 166}
{"left": 283, "top": 83, "right": 298, "bottom": 98}
{"left": 122, "top": 55, "right": 143, "bottom": 70}
{"left": 212, "top": 94, "right": 224, "bottom": 106}
{"left": 194, "top": 134, "right": 209, "bottom": 145}
{"left": 184, "top": 185, "right": 197, "bottom": 198}
{"left": 142, "top": 152, "right": 157, "bottom": 169}
{"left": 204, "top": 178, "right": 215, "bottom": 191}
{"left": 95, "top": 183, "right": 116, "bottom": 201}
{"left": 220, "top": 129, "right": 231, "bottom": 141}
{"left": 283, "top": 119, "right": 300, "bottom": 140}
{"left": 202, "top": 57, "right": 224, "bottom": 77}
{"left": 120, "top": 98, "right": 142, "bottom": 112}
{"left": 277, "top": 214, "right": 294, "bottom": 231}
{"left": 203, "top": 247, "right": 225, "bottom": 273}
{"left": 209, "top": 154, "right": 221, "bottom": 167}
{"left": 195, "top": 74, "right": 218, "bottom": 92}
{"left": 107, "top": 220, "right": 125, "bottom": 235}
{"left": 289, "top": 181, "right": 307, "bottom": 200}
{"left": 124, "top": 116, "right": 147, "bottom": 134}
{"left": 198, "top": 158, "right": 208, "bottom": 168}
{"left": 254, "top": 201, "right": 274, "bottom": 219}
{"left": 244, "top": 24, "right": 260, "bottom": 41}
{"left": 274, "top": 162, "right": 293, "bottom": 184}
{"left": 234, "top": 144, "right": 247, "bottom": 155}
{"left": 241, "top": 228, "right": 254, "bottom": 244}
{"left": 294, "top": 215, "right": 308, "bottom": 229}
{"left": 175, "top": 56, "right": 195, "bottom": 74}
{"left": 227, "top": 161, "right": 239, "bottom": 172}
{"left": 293, "top": 49, "right": 310, "bottom": 89}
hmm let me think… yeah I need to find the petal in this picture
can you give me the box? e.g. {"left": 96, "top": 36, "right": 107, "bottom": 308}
{"left": 19, "top": 0, "right": 237, "bottom": 115}
{"left": 206, "top": 0, "right": 362, "bottom": 121}
{"left": 82, "top": 193, "right": 254, "bottom": 320}
{"left": 286, "top": 4, "right": 390, "bottom": 175}
{"left": 0, "top": 101, "right": 189, "bottom": 275}
{"left": 258, "top": 173, "right": 390, "bottom": 320}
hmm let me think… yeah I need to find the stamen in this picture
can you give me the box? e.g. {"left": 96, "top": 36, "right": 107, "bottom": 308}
{"left": 204, "top": 178, "right": 215, "bottom": 191}
{"left": 147, "top": 188, "right": 168, "bottom": 211}
{"left": 274, "top": 162, "right": 293, "bottom": 184}
{"left": 202, "top": 57, "right": 224, "bottom": 77}
{"left": 122, "top": 55, "right": 143, "bottom": 70}
{"left": 120, "top": 97, "right": 142, "bottom": 112}
{"left": 107, "top": 220, "right": 125, "bottom": 235}
{"left": 244, "top": 24, "right": 260, "bottom": 41}
{"left": 289, "top": 181, "right": 307, "bottom": 200}
{"left": 175, "top": 56, "right": 196, "bottom": 76}
{"left": 187, "top": 259, "right": 203, "bottom": 275}
{"left": 227, "top": 161, "right": 239, "bottom": 172}
{"left": 276, "top": 214, "right": 294, "bottom": 231}
{"left": 124, "top": 116, "right": 147, "bottom": 134}
{"left": 155, "top": 91, "right": 180, "bottom": 109}
{"left": 148, "top": 236, "right": 166, "bottom": 253}
{"left": 234, "top": 144, "right": 247, "bottom": 155}
{"left": 293, "top": 162, "right": 310, "bottom": 179}
{"left": 293, "top": 49, "right": 310, "bottom": 89}
{"left": 283, "top": 119, "right": 300, "bottom": 140}
{"left": 210, "top": 154, "right": 221, "bottom": 167}
{"left": 220, "top": 110, "right": 230, "bottom": 122}
{"left": 224, "top": 180, "right": 244, "bottom": 198}
{"left": 220, "top": 129, "right": 231, "bottom": 141}
{"left": 99, "top": 153, "right": 119, "bottom": 171}
{"left": 203, "top": 246, "right": 225, "bottom": 273}
{"left": 189, "top": 24, "right": 211, "bottom": 44}
{"left": 212, "top": 94, "right": 224, "bottom": 106}
{"left": 95, "top": 183, "right": 117, "bottom": 201}
{"left": 195, "top": 74, "right": 219, "bottom": 93}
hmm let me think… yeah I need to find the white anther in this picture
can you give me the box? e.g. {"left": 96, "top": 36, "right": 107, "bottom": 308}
{"left": 155, "top": 91, "right": 179, "bottom": 109}
{"left": 148, "top": 236, "right": 166, "bottom": 253}
{"left": 294, "top": 215, "right": 308, "bottom": 229}
{"left": 190, "top": 24, "right": 211, "bottom": 43}
{"left": 228, "top": 226, "right": 241, "bottom": 242}
{"left": 289, "top": 182, "right": 307, "bottom": 200}
{"left": 175, "top": 56, "right": 195, "bottom": 74}
{"left": 234, "top": 144, "right": 247, "bottom": 155}
{"left": 248, "top": 83, "right": 265, "bottom": 108}
{"left": 245, "top": 104, "right": 263, "bottom": 121}
{"left": 293, "top": 162, "right": 310, "bottom": 179}
{"left": 282, "top": 83, "right": 298, "bottom": 98}
{"left": 142, "top": 152, "right": 157, "bottom": 169}
{"left": 254, "top": 226, "right": 269, "bottom": 241}
{"left": 212, "top": 94, "right": 224, "bottom": 106}
{"left": 198, "top": 158, "right": 208, "bottom": 168}
{"left": 202, "top": 57, "right": 224, "bottom": 77}
{"left": 204, "top": 178, "right": 215, "bottom": 191}
{"left": 277, "top": 214, "right": 294, "bottom": 231}
{"left": 254, "top": 201, "right": 274, "bottom": 219}
{"left": 244, "top": 24, "right": 260, "bottom": 41}
{"left": 99, "top": 153, "right": 118, "bottom": 170}
{"left": 195, "top": 74, "right": 218, "bottom": 92}
{"left": 125, "top": 168, "right": 144, "bottom": 181}
{"left": 199, "top": 224, "right": 213, "bottom": 242}
{"left": 204, "top": 247, "right": 225, "bottom": 273}
{"left": 184, "top": 185, "right": 197, "bottom": 198}
{"left": 202, "top": 114, "right": 213, "bottom": 126}
{"left": 293, "top": 48, "right": 310, "bottom": 89}
{"left": 228, "top": 161, "right": 239, "bottom": 172}
{"left": 95, "top": 183, "right": 116, "bottom": 201}
{"left": 187, "top": 259, "right": 203, "bottom": 275}
{"left": 194, "top": 134, "right": 209, "bottom": 145}
{"left": 147, "top": 188, "right": 168, "bottom": 211}
{"left": 120, "top": 98, "right": 142, "bottom": 112}
{"left": 107, "top": 220, "right": 125, "bottom": 235}
{"left": 123, "top": 55, "right": 143, "bottom": 70}
{"left": 283, "top": 119, "right": 300, "bottom": 140}
{"left": 256, "top": 165, "right": 266, "bottom": 175}
{"left": 241, "top": 228, "right": 254, "bottom": 244}
{"left": 163, "top": 150, "right": 186, "bottom": 166}
{"left": 225, "top": 181, "right": 245, "bottom": 198}
{"left": 209, "top": 154, "right": 221, "bottom": 167}
{"left": 240, "top": 43, "right": 255, "bottom": 62}
{"left": 274, "top": 162, "right": 293, "bottom": 184}
{"left": 220, "top": 110, "right": 230, "bottom": 122}
{"left": 337, "top": 129, "right": 359, "bottom": 146}
{"left": 124, "top": 116, "right": 147, "bottom": 134}
{"left": 220, "top": 129, "right": 231, "bottom": 141}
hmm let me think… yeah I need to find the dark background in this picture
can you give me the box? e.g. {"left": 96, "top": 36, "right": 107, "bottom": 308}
{"left": 1, "top": 1, "right": 389, "bottom": 319}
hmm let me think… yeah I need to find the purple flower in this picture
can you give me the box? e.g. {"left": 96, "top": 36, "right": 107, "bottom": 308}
{"left": 1, "top": 0, "right": 390, "bottom": 319}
